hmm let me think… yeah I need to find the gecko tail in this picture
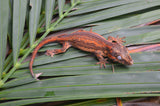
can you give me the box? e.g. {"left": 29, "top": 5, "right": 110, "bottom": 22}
{"left": 29, "top": 36, "right": 60, "bottom": 79}
{"left": 29, "top": 45, "right": 43, "bottom": 80}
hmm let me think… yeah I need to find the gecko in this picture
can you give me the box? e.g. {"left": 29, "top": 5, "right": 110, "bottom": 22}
{"left": 30, "top": 29, "right": 133, "bottom": 79}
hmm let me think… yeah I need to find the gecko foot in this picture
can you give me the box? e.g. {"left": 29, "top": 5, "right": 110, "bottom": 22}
{"left": 108, "top": 36, "right": 126, "bottom": 44}
{"left": 45, "top": 50, "right": 55, "bottom": 57}
{"left": 96, "top": 58, "right": 109, "bottom": 68}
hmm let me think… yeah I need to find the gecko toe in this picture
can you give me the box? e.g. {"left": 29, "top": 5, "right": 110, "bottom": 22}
{"left": 45, "top": 50, "right": 55, "bottom": 57}
{"left": 103, "top": 64, "right": 106, "bottom": 68}
{"left": 96, "top": 61, "right": 107, "bottom": 69}
{"left": 45, "top": 52, "right": 49, "bottom": 56}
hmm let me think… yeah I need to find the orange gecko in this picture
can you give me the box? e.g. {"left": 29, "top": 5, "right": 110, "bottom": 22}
{"left": 30, "top": 29, "right": 133, "bottom": 79}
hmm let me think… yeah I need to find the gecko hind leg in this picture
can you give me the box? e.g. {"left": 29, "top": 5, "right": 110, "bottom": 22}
{"left": 45, "top": 42, "right": 71, "bottom": 57}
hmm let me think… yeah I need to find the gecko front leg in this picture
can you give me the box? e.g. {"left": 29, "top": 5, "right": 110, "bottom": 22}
{"left": 45, "top": 41, "right": 71, "bottom": 57}
{"left": 94, "top": 50, "right": 109, "bottom": 68}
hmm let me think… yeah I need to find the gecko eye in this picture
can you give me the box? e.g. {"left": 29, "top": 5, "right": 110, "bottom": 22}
{"left": 117, "top": 56, "right": 122, "bottom": 60}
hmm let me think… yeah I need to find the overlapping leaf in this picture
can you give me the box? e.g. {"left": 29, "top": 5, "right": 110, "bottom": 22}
{"left": 55, "top": 0, "right": 160, "bottom": 31}
{"left": 69, "top": 0, "right": 141, "bottom": 16}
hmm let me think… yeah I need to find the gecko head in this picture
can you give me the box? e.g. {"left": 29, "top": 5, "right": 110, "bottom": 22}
{"left": 107, "top": 43, "right": 133, "bottom": 65}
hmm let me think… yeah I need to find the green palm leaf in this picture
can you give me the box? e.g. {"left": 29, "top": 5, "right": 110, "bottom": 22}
{"left": 1, "top": 0, "right": 160, "bottom": 105}
{"left": 0, "top": 0, "right": 9, "bottom": 82}
{"left": 29, "top": 0, "right": 42, "bottom": 45}
{"left": 45, "top": 0, "right": 55, "bottom": 30}
{"left": 12, "top": 0, "right": 27, "bottom": 65}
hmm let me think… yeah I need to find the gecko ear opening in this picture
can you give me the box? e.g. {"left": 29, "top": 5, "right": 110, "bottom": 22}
{"left": 112, "top": 40, "right": 117, "bottom": 43}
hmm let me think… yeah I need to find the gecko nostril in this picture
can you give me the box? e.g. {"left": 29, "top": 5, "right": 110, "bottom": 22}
{"left": 129, "top": 60, "right": 134, "bottom": 65}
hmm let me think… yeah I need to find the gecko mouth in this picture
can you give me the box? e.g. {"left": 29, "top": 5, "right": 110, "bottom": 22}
{"left": 116, "top": 57, "right": 133, "bottom": 65}
{"left": 124, "top": 59, "right": 133, "bottom": 65}
{"left": 127, "top": 60, "right": 133, "bottom": 65}
{"left": 122, "top": 54, "right": 134, "bottom": 65}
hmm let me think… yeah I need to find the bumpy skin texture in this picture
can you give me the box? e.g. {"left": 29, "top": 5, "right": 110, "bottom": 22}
{"left": 30, "top": 29, "right": 133, "bottom": 79}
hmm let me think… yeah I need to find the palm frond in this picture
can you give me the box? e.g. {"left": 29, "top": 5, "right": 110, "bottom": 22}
{"left": 0, "top": 0, "right": 160, "bottom": 105}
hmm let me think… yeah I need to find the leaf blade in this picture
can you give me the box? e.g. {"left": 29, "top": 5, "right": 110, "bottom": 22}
{"left": 55, "top": 0, "right": 160, "bottom": 31}
{"left": 45, "top": 0, "right": 55, "bottom": 30}
{"left": 0, "top": 0, "right": 9, "bottom": 79}
{"left": 58, "top": 0, "right": 65, "bottom": 17}
{"left": 29, "top": 0, "right": 42, "bottom": 45}
{"left": 69, "top": 0, "right": 141, "bottom": 16}
{"left": 12, "top": 0, "right": 27, "bottom": 65}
